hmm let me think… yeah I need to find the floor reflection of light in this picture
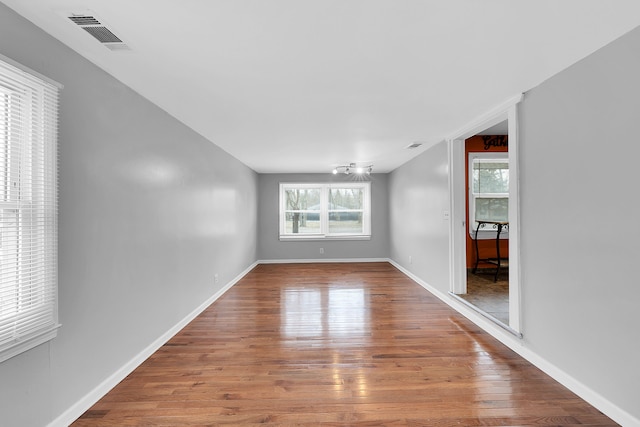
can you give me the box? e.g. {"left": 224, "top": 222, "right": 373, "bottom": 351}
{"left": 281, "top": 288, "right": 322, "bottom": 338}
{"left": 449, "top": 316, "right": 515, "bottom": 418}
{"left": 281, "top": 285, "right": 370, "bottom": 397}
{"left": 281, "top": 286, "right": 367, "bottom": 339}
{"left": 332, "top": 353, "right": 343, "bottom": 392}
{"left": 354, "top": 370, "right": 369, "bottom": 397}
{"left": 329, "top": 288, "right": 369, "bottom": 398}
{"left": 328, "top": 288, "right": 365, "bottom": 336}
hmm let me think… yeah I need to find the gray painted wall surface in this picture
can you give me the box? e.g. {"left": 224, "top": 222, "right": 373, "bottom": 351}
{"left": 257, "top": 174, "right": 389, "bottom": 261}
{"left": 388, "top": 141, "right": 450, "bottom": 293}
{"left": 0, "top": 5, "right": 258, "bottom": 426}
{"left": 517, "top": 25, "right": 640, "bottom": 421}
{"left": 389, "top": 27, "right": 640, "bottom": 422}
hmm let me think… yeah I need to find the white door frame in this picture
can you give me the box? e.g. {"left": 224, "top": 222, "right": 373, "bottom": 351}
{"left": 448, "top": 94, "right": 523, "bottom": 333}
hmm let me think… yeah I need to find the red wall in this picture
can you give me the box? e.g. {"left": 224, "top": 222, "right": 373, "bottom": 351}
{"left": 465, "top": 135, "right": 509, "bottom": 269}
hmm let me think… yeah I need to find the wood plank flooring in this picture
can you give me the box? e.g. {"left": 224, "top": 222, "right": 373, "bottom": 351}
{"left": 73, "top": 262, "right": 616, "bottom": 426}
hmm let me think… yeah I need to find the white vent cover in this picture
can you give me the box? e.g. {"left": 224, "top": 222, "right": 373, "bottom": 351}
{"left": 67, "top": 13, "right": 130, "bottom": 50}
{"left": 406, "top": 142, "right": 423, "bottom": 149}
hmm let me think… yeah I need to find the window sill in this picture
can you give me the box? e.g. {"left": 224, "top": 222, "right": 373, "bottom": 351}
{"left": 279, "top": 235, "right": 371, "bottom": 242}
{"left": 0, "top": 323, "right": 60, "bottom": 363}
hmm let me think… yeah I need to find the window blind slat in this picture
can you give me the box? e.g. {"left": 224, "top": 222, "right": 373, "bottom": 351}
{"left": 0, "top": 56, "right": 59, "bottom": 362}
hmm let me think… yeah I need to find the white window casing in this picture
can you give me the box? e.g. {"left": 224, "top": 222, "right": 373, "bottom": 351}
{"left": 279, "top": 182, "right": 371, "bottom": 241}
{"left": 468, "top": 153, "right": 509, "bottom": 240}
{"left": 0, "top": 55, "right": 60, "bottom": 363}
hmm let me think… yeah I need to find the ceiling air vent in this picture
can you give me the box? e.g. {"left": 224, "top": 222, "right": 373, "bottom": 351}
{"left": 68, "top": 16, "right": 100, "bottom": 26}
{"left": 67, "top": 13, "right": 130, "bottom": 51}
{"left": 406, "top": 142, "right": 423, "bottom": 149}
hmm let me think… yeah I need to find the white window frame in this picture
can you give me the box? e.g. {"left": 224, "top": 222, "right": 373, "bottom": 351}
{"left": 0, "top": 55, "right": 60, "bottom": 363}
{"left": 279, "top": 182, "right": 371, "bottom": 241}
{"left": 468, "top": 152, "right": 509, "bottom": 239}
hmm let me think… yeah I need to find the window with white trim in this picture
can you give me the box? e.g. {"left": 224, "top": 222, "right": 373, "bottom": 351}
{"left": 469, "top": 153, "right": 509, "bottom": 236}
{"left": 279, "top": 182, "right": 371, "bottom": 240}
{"left": 0, "top": 56, "right": 59, "bottom": 363}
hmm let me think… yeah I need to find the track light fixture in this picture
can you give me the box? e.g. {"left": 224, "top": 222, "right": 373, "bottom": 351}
{"left": 332, "top": 163, "right": 373, "bottom": 175}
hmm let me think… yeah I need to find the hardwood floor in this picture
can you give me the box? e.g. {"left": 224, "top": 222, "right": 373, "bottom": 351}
{"left": 73, "top": 263, "right": 616, "bottom": 426}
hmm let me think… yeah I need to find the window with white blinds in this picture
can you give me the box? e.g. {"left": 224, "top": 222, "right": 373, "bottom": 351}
{"left": 0, "top": 56, "right": 60, "bottom": 363}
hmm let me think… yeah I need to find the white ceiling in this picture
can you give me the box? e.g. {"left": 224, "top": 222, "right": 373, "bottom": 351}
{"left": 3, "top": 1, "right": 640, "bottom": 173}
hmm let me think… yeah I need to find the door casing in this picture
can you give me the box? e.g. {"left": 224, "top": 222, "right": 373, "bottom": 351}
{"left": 448, "top": 94, "right": 523, "bottom": 333}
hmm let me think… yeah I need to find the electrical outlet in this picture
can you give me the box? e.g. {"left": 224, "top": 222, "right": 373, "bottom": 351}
{"left": 214, "top": 273, "right": 219, "bottom": 284}
{"left": 409, "top": 255, "right": 412, "bottom": 264}
{"left": 319, "top": 247, "right": 324, "bottom": 254}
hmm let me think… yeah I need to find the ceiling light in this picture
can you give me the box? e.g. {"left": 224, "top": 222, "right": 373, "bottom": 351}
{"left": 332, "top": 163, "right": 373, "bottom": 175}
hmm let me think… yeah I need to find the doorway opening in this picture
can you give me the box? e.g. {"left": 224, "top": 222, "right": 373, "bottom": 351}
{"left": 448, "top": 96, "right": 522, "bottom": 335}
{"left": 461, "top": 136, "right": 509, "bottom": 324}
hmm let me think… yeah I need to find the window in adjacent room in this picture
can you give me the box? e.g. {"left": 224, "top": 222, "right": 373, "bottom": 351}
{"left": 0, "top": 56, "right": 60, "bottom": 363}
{"left": 279, "top": 182, "right": 371, "bottom": 240}
{"left": 469, "top": 153, "right": 509, "bottom": 236}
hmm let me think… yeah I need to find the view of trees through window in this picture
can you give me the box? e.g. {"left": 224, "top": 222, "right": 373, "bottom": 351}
{"left": 282, "top": 184, "right": 368, "bottom": 236}
{"left": 284, "top": 188, "right": 320, "bottom": 234}
{"left": 329, "top": 188, "right": 363, "bottom": 234}
{"left": 472, "top": 159, "right": 509, "bottom": 224}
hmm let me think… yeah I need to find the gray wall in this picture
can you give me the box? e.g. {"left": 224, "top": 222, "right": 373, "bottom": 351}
{"left": 258, "top": 173, "right": 390, "bottom": 261}
{"left": 389, "top": 26, "right": 640, "bottom": 422}
{"left": 517, "top": 25, "right": 640, "bottom": 421}
{"left": 0, "top": 5, "right": 258, "bottom": 426}
{"left": 389, "top": 141, "right": 450, "bottom": 293}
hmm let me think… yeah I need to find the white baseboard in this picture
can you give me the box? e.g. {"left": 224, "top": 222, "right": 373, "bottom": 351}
{"left": 388, "top": 260, "right": 640, "bottom": 427}
{"left": 48, "top": 261, "right": 259, "bottom": 427}
{"left": 258, "top": 257, "right": 389, "bottom": 264}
